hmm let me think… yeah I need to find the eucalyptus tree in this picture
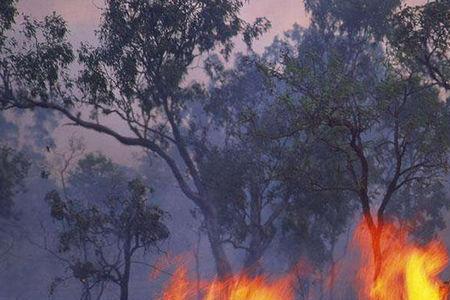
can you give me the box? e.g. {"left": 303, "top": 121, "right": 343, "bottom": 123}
{"left": 47, "top": 153, "right": 169, "bottom": 300}
{"left": 196, "top": 24, "right": 356, "bottom": 275}
{"left": 0, "top": 97, "right": 29, "bottom": 221}
{"left": 0, "top": 0, "right": 270, "bottom": 278}
{"left": 0, "top": 146, "right": 29, "bottom": 219}
{"left": 197, "top": 52, "right": 294, "bottom": 273}
{"left": 389, "top": 1, "right": 450, "bottom": 90}
{"left": 275, "top": 0, "right": 450, "bottom": 280}
{"left": 0, "top": 0, "right": 16, "bottom": 43}
{"left": 0, "top": 0, "right": 26, "bottom": 219}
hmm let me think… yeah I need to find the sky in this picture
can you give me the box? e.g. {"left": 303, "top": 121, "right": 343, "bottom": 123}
{"left": 17, "top": 0, "right": 310, "bottom": 48}
{"left": 16, "top": 0, "right": 426, "bottom": 48}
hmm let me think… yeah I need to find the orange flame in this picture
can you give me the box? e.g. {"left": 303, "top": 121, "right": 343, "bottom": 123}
{"left": 158, "top": 219, "right": 449, "bottom": 300}
{"left": 354, "top": 221, "right": 449, "bottom": 300}
{"left": 158, "top": 266, "right": 295, "bottom": 300}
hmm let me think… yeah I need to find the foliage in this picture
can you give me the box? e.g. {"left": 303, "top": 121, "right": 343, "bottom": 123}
{"left": 46, "top": 153, "right": 169, "bottom": 299}
{"left": 304, "top": 0, "right": 401, "bottom": 37}
{"left": 0, "top": 145, "right": 30, "bottom": 219}
{"left": 389, "top": 1, "right": 450, "bottom": 89}
{"left": 0, "top": 0, "right": 271, "bottom": 277}
{"left": 0, "top": 0, "right": 16, "bottom": 43}
{"left": 276, "top": 1, "right": 450, "bottom": 280}
{"left": 197, "top": 30, "right": 357, "bottom": 270}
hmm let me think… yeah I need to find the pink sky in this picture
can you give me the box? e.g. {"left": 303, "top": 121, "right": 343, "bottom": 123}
{"left": 17, "top": 0, "right": 310, "bottom": 51}
{"left": 17, "top": 0, "right": 425, "bottom": 50}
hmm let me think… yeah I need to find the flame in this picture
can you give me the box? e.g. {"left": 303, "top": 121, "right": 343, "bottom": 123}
{"left": 405, "top": 245, "right": 448, "bottom": 300}
{"left": 157, "top": 219, "right": 450, "bottom": 300}
{"left": 158, "top": 266, "right": 294, "bottom": 300}
{"left": 159, "top": 267, "right": 192, "bottom": 300}
{"left": 353, "top": 221, "right": 449, "bottom": 300}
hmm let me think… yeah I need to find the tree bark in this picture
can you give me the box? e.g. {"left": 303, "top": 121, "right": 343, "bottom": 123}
{"left": 362, "top": 209, "right": 383, "bottom": 282}
{"left": 243, "top": 246, "right": 265, "bottom": 276}
{"left": 204, "top": 214, "right": 233, "bottom": 279}
{"left": 120, "top": 237, "right": 132, "bottom": 300}
{"left": 242, "top": 181, "right": 271, "bottom": 276}
{"left": 243, "top": 230, "right": 273, "bottom": 276}
{"left": 351, "top": 132, "right": 385, "bottom": 282}
{"left": 371, "top": 226, "right": 383, "bottom": 282}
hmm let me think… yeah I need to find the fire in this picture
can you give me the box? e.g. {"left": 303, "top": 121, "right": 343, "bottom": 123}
{"left": 203, "top": 274, "right": 294, "bottom": 300}
{"left": 158, "top": 266, "right": 294, "bottom": 300}
{"left": 405, "top": 245, "right": 447, "bottom": 300}
{"left": 157, "top": 219, "right": 450, "bottom": 300}
{"left": 354, "top": 221, "right": 449, "bottom": 300}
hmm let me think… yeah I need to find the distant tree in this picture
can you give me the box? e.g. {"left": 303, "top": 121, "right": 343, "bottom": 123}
{"left": 197, "top": 53, "right": 295, "bottom": 273}
{"left": 198, "top": 26, "right": 355, "bottom": 275}
{"left": 0, "top": 146, "right": 29, "bottom": 219}
{"left": 196, "top": 139, "right": 291, "bottom": 274}
{"left": 303, "top": 0, "right": 401, "bottom": 37}
{"left": 0, "top": 0, "right": 27, "bottom": 221}
{"left": 0, "top": 0, "right": 270, "bottom": 278}
{"left": 46, "top": 153, "right": 169, "bottom": 300}
{"left": 304, "top": 0, "right": 450, "bottom": 89}
{"left": 0, "top": 0, "right": 16, "bottom": 43}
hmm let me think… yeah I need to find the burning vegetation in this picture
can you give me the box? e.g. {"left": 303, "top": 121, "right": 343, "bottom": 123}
{"left": 159, "top": 267, "right": 294, "bottom": 300}
{"left": 157, "top": 219, "right": 450, "bottom": 300}
{"left": 354, "top": 221, "right": 449, "bottom": 300}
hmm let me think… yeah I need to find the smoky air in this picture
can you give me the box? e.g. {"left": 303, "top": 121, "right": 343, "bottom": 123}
{"left": 1, "top": 0, "right": 449, "bottom": 299}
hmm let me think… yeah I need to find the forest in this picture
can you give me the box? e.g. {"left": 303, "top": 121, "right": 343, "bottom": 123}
{"left": 0, "top": 0, "right": 450, "bottom": 299}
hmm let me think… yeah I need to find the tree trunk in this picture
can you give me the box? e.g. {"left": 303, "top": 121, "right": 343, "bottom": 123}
{"left": 204, "top": 215, "right": 233, "bottom": 279}
{"left": 362, "top": 210, "right": 383, "bottom": 282}
{"left": 194, "top": 228, "right": 202, "bottom": 300}
{"left": 120, "top": 281, "right": 129, "bottom": 300}
{"left": 243, "top": 231, "right": 272, "bottom": 276}
{"left": 120, "top": 238, "right": 132, "bottom": 300}
{"left": 371, "top": 226, "right": 383, "bottom": 281}
{"left": 242, "top": 181, "right": 271, "bottom": 276}
{"left": 243, "top": 248, "right": 264, "bottom": 276}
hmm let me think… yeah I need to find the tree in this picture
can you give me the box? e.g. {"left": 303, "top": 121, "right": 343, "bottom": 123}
{"left": 197, "top": 25, "right": 355, "bottom": 275}
{"left": 277, "top": 12, "right": 450, "bottom": 281}
{"left": 303, "top": 0, "right": 401, "bottom": 38}
{"left": 0, "top": 0, "right": 16, "bottom": 43}
{"left": 195, "top": 138, "right": 291, "bottom": 274}
{"left": 0, "top": 0, "right": 270, "bottom": 278}
{"left": 46, "top": 153, "right": 169, "bottom": 300}
{"left": 0, "top": 1, "right": 28, "bottom": 219}
{"left": 0, "top": 146, "right": 29, "bottom": 219}
{"left": 196, "top": 52, "right": 295, "bottom": 273}
{"left": 389, "top": 1, "right": 450, "bottom": 90}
